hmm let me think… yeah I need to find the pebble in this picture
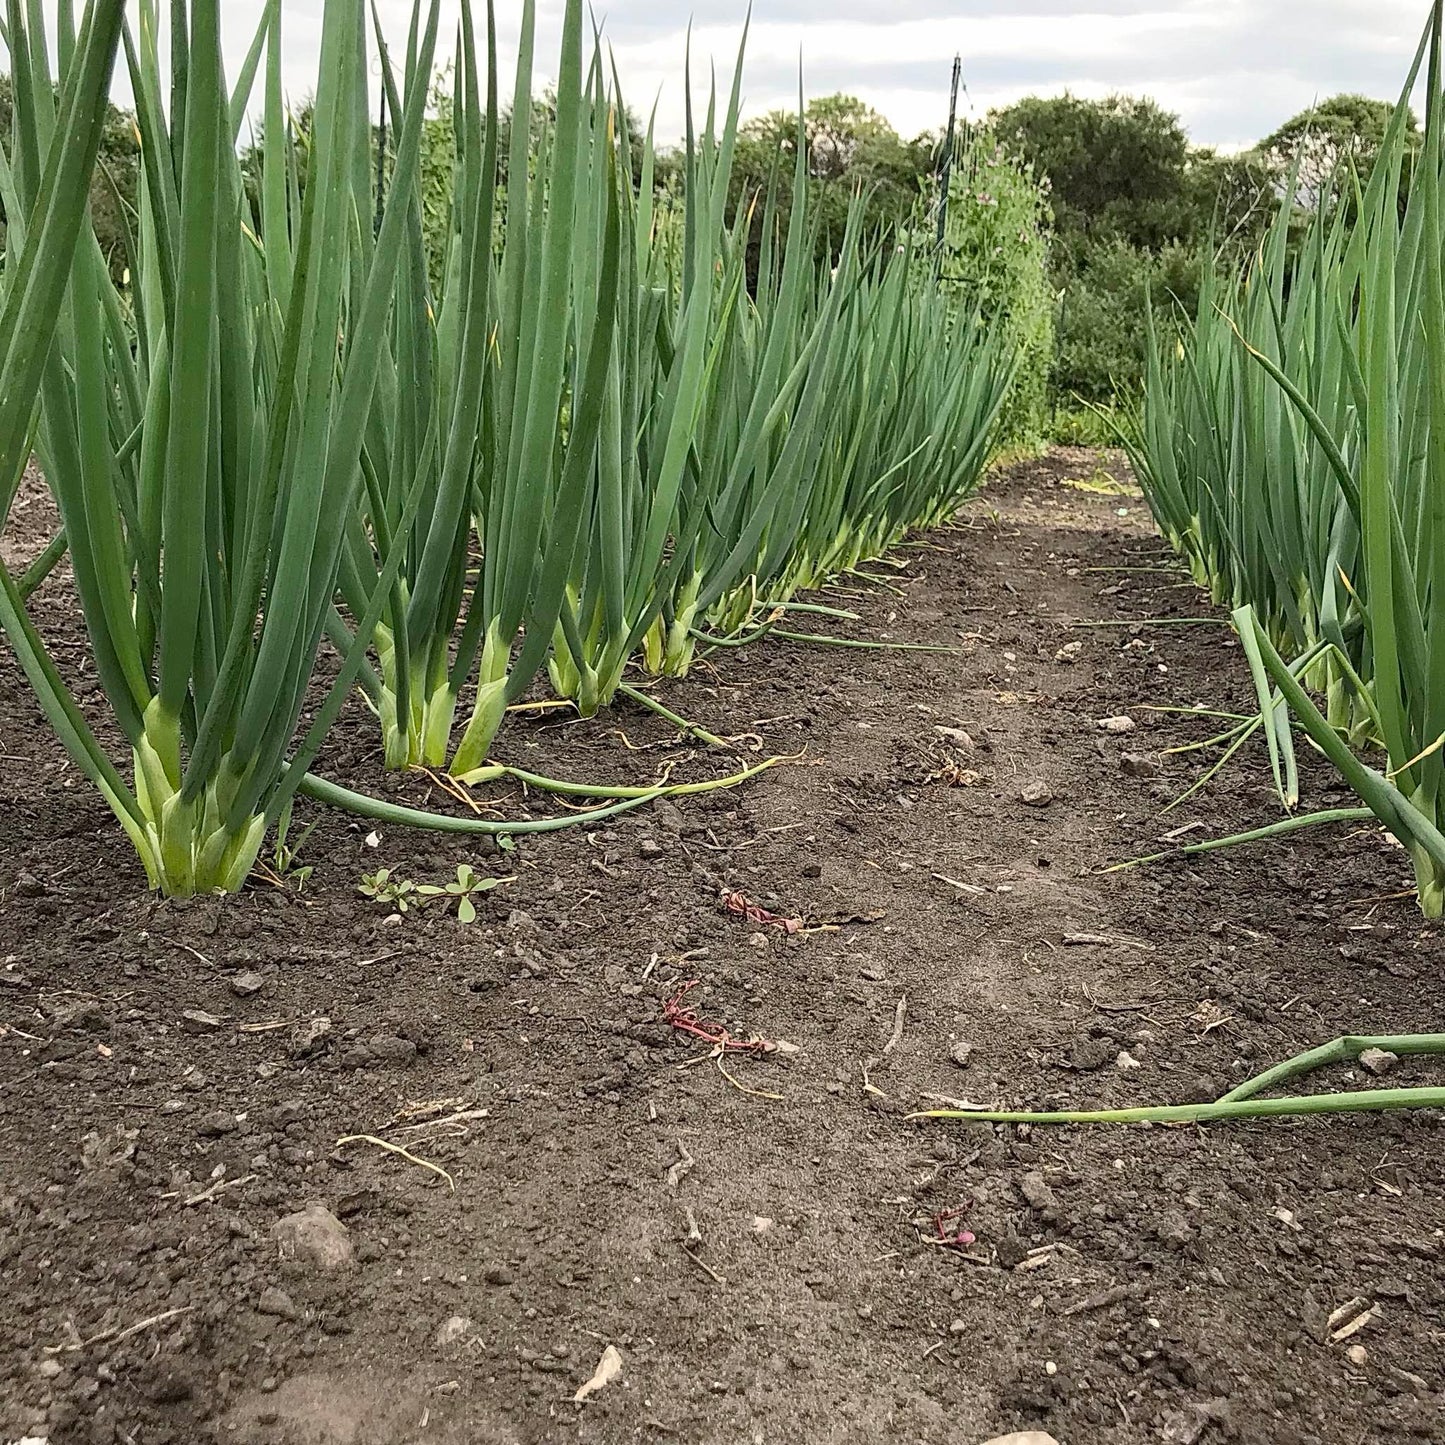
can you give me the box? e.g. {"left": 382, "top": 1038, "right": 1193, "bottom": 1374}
{"left": 1359, "top": 1048, "right": 1398, "bottom": 1077}
{"left": 484, "top": 1264, "right": 515, "bottom": 1286}
{"left": 138, "top": 1363, "right": 193, "bottom": 1403}
{"left": 366, "top": 1034, "right": 417, "bottom": 1065}
{"left": 48, "top": 998, "right": 110, "bottom": 1033}
{"left": 1018, "top": 1171, "right": 1057, "bottom": 1212}
{"left": 638, "top": 838, "right": 663, "bottom": 859}
{"left": 272, "top": 1202, "right": 353, "bottom": 1271}
{"left": 257, "top": 1287, "right": 300, "bottom": 1321}
{"left": 434, "top": 1315, "right": 472, "bottom": 1349}
{"left": 949, "top": 1318, "right": 967, "bottom": 1335}
{"left": 1119, "top": 752, "right": 1159, "bottom": 778}
{"left": 37, "top": 1359, "right": 62, "bottom": 1379}
{"left": 801, "top": 861, "right": 823, "bottom": 878}
{"left": 196, "top": 1110, "right": 239, "bottom": 1138}
{"left": 1115, "top": 1050, "right": 1142, "bottom": 1071}
{"left": 1019, "top": 780, "right": 1053, "bottom": 807}
{"left": 996, "top": 1234, "right": 1030, "bottom": 1269}
{"left": 1096, "top": 715, "right": 1136, "bottom": 733}
{"left": 1346, "top": 1344, "right": 1368, "bottom": 1366}
{"left": 976, "top": 1434, "right": 1060, "bottom": 1445}
{"left": 949, "top": 1041, "right": 974, "bottom": 1069}
{"left": 180, "top": 1009, "right": 223, "bottom": 1033}
{"left": 289, "top": 1017, "right": 333, "bottom": 1058}
{"left": 230, "top": 971, "right": 266, "bottom": 998}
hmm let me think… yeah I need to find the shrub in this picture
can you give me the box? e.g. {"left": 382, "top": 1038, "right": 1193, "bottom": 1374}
{"left": 1052, "top": 237, "right": 1205, "bottom": 409}
{"left": 923, "top": 127, "right": 1055, "bottom": 449}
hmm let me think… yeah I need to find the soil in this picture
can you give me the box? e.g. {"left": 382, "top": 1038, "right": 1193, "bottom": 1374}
{"left": 1, "top": 448, "right": 1442, "bottom": 1445}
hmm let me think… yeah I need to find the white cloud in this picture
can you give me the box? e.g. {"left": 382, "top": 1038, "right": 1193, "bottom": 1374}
{"left": 18, "top": 1, "right": 1432, "bottom": 151}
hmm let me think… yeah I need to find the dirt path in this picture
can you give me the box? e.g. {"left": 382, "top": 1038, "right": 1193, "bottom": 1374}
{"left": 2, "top": 448, "right": 1442, "bottom": 1445}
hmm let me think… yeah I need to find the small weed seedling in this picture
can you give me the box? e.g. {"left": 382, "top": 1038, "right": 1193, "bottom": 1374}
{"left": 358, "top": 864, "right": 509, "bottom": 923}
{"left": 267, "top": 803, "right": 317, "bottom": 891}
{"left": 358, "top": 867, "right": 420, "bottom": 914}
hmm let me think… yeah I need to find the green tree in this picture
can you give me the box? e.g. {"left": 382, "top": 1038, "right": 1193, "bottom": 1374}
{"left": 1185, "top": 147, "right": 1277, "bottom": 258}
{"left": 987, "top": 93, "right": 1195, "bottom": 252}
{"left": 0, "top": 72, "right": 139, "bottom": 281}
{"left": 730, "top": 94, "right": 934, "bottom": 263}
{"left": 985, "top": 93, "right": 1281, "bottom": 414}
{"left": 1260, "top": 93, "right": 1418, "bottom": 201}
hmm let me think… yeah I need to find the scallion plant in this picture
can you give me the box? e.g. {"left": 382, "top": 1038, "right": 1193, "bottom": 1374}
{"left": 1, "top": 0, "right": 447, "bottom": 895}
{"left": 1132, "top": 0, "right": 1445, "bottom": 917}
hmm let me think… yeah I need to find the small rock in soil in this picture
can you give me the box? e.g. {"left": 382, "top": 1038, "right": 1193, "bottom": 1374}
{"left": 652, "top": 800, "right": 684, "bottom": 834}
{"left": 1155, "top": 1210, "right": 1196, "bottom": 1250}
{"left": 136, "top": 1362, "right": 194, "bottom": 1403}
{"left": 1018, "top": 780, "right": 1052, "bottom": 807}
{"left": 230, "top": 971, "right": 266, "bottom": 998}
{"left": 1161, "top": 1399, "right": 1231, "bottom": 1444}
{"left": 976, "top": 1434, "right": 1060, "bottom": 1445}
{"left": 484, "top": 1263, "right": 515, "bottom": 1286}
{"left": 1115, "top": 1050, "right": 1142, "bottom": 1071}
{"left": 366, "top": 1034, "right": 417, "bottom": 1065}
{"left": 1360, "top": 1048, "right": 1398, "bottom": 1077}
{"left": 995, "top": 1233, "right": 1030, "bottom": 1269}
{"left": 936, "top": 726, "right": 975, "bottom": 748}
{"left": 196, "top": 1110, "right": 239, "bottom": 1137}
{"left": 1053, "top": 642, "right": 1083, "bottom": 664}
{"left": 181, "top": 1008, "right": 223, "bottom": 1033}
{"left": 434, "top": 1315, "right": 472, "bottom": 1349}
{"left": 949, "top": 1041, "right": 974, "bottom": 1069}
{"left": 1119, "top": 752, "right": 1159, "bottom": 778}
{"left": 257, "top": 1287, "right": 299, "bottom": 1321}
{"left": 1096, "top": 714, "right": 1137, "bottom": 733}
{"left": 49, "top": 998, "right": 110, "bottom": 1033}
{"left": 801, "top": 861, "right": 822, "bottom": 878}
{"left": 1018, "top": 1171, "right": 1056, "bottom": 1212}
{"left": 637, "top": 838, "right": 663, "bottom": 859}
{"left": 273, "top": 1202, "right": 353, "bottom": 1271}
{"left": 289, "top": 1016, "right": 332, "bottom": 1058}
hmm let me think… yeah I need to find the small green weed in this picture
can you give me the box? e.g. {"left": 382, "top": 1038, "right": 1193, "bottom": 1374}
{"left": 358, "top": 863, "right": 510, "bottom": 923}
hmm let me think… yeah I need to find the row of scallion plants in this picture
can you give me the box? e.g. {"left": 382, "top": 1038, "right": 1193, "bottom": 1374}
{"left": 1126, "top": 0, "right": 1445, "bottom": 918}
{"left": 931, "top": 5, "right": 1445, "bottom": 1136}
{"left": 0, "top": 0, "right": 1021, "bottom": 897}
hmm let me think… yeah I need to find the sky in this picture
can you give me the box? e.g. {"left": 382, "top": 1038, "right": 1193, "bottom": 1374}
{"left": 38, "top": 1, "right": 1438, "bottom": 151}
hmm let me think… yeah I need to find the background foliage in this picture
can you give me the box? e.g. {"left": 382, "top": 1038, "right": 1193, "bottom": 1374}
{"left": 924, "top": 129, "right": 1054, "bottom": 447}
{"left": 22, "top": 46, "right": 1413, "bottom": 442}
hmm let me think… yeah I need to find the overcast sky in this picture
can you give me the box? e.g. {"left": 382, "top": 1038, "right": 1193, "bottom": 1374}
{"left": 51, "top": 1, "right": 1437, "bottom": 151}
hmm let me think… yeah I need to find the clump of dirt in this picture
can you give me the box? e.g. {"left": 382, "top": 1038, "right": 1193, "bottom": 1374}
{"left": 1, "top": 448, "right": 1441, "bottom": 1445}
